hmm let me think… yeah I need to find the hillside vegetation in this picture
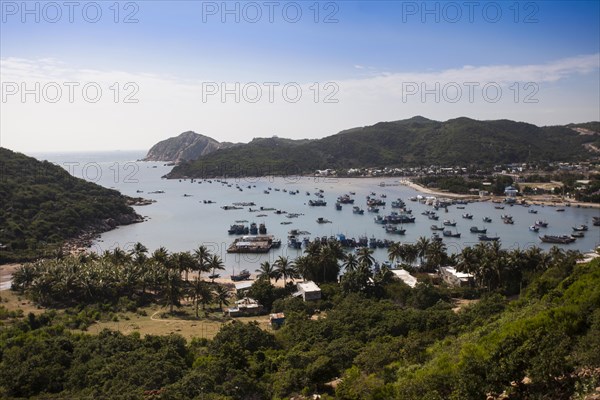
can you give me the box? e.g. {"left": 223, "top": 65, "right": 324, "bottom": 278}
{"left": 0, "top": 147, "right": 141, "bottom": 262}
{"left": 1, "top": 240, "right": 599, "bottom": 399}
{"left": 167, "top": 117, "right": 598, "bottom": 178}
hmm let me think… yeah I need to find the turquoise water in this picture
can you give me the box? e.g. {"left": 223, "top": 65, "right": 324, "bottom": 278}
{"left": 33, "top": 151, "right": 600, "bottom": 274}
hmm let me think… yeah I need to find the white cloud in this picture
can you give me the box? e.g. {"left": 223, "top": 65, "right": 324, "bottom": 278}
{"left": 1, "top": 54, "right": 598, "bottom": 152}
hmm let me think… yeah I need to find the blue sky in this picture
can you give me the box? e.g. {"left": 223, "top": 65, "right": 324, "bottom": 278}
{"left": 1, "top": 1, "right": 599, "bottom": 151}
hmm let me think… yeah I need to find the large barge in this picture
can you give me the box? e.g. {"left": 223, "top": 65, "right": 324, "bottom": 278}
{"left": 227, "top": 235, "right": 281, "bottom": 253}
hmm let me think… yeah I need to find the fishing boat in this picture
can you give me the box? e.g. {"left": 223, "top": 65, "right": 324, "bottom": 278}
{"left": 258, "top": 223, "right": 267, "bottom": 235}
{"left": 470, "top": 227, "right": 487, "bottom": 234}
{"left": 528, "top": 209, "right": 538, "bottom": 214}
{"left": 462, "top": 213, "right": 473, "bottom": 219}
{"left": 231, "top": 269, "right": 251, "bottom": 281}
{"left": 572, "top": 225, "right": 588, "bottom": 231}
{"left": 374, "top": 215, "right": 385, "bottom": 224}
{"left": 443, "top": 220, "right": 457, "bottom": 226}
{"left": 228, "top": 224, "right": 249, "bottom": 235}
{"left": 539, "top": 235, "right": 575, "bottom": 244}
{"left": 431, "top": 233, "right": 443, "bottom": 242}
{"left": 337, "top": 195, "right": 355, "bottom": 204}
{"left": 535, "top": 220, "right": 549, "bottom": 228}
{"left": 430, "top": 225, "right": 445, "bottom": 231}
{"left": 249, "top": 223, "right": 258, "bottom": 235}
{"left": 483, "top": 217, "right": 492, "bottom": 223}
{"left": 494, "top": 205, "right": 505, "bottom": 210}
{"left": 529, "top": 225, "right": 540, "bottom": 232}
{"left": 391, "top": 199, "right": 406, "bottom": 208}
{"left": 443, "top": 230, "right": 461, "bottom": 238}
{"left": 385, "top": 225, "right": 406, "bottom": 235}
{"left": 308, "top": 199, "right": 327, "bottom": 206}
{"left": 335, "top": 202, "right": 342, "bottom": 210}
{"left": 353, "top": 206, "right": 365, "bottom": 215}
{"left": 368, "top": 206, "right": 380, "bottom": 213}
{"left": 479, "top": 234, "right": 500, "bottom": 241}
{"left": 288, "top": 236, "right": 302, "bottom": 249}
{"left": 571, "top": 232, "right": 584, "bottom": 238}
{"left": 594, "top": 217, "right": 600, "bottom": 226}
{"left": 316, "top": 217, "right": 332, "bottom": 224}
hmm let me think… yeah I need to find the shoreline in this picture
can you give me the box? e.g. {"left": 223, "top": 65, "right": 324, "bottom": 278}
{"left": 401, "top": 179, "right": 600, "bottom": 209}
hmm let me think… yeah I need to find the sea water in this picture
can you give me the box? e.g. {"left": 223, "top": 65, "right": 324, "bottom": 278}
{"left": 32, "top": 151, "right": 600, "bottom": 275}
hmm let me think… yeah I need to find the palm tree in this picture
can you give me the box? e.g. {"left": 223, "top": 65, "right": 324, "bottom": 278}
{"left": 304, "top": 241, "right": 322, "bottom": 258}
{"left": 162, "top": 268, "right": 185, "bottom": 314}
{"left": 402, "top": 243, "right": 419, "bottom": 267}
{"left": 190, "top": 277, "right": 212, "bottom": 317}
{"left": 255, "top": 261, "right": 276, "bottom": 282}
{"left": 151, "top": 247, "right": 170, "bottom": 268}
{"left": 356, "top": 247, "right": 375, "bottom": 269}
{"left": 208, "top": 254, "right": 225, "bottom": 282}
{"left": 317, "top": 243, "right": 343, "bottom": 283}
{"left": 274, "top": 256, "right": 298, "bottom": 284}
{"left": 12, "top": 263, "right": 39, "bottom": 293}
{"left": 193, "top": 245, "right": 212, "bottom": 279}
{"left": 109, "top": 247, "right": 131, "bottom": 265}
{"left": 170, "top": 251, "right": 196, "bottom": 281}
{"left": 425, "top": 240, "right": 447, "bottom": 271}
{"left": 294, "top": 256, "right": 313, "bottom": 281}
{"left": 387, "top": 242, "right": 404, "bottom": 267}
{"left": 129, "top": 242, "right": 148, "bottom": 266}
{"left": 343, "top": 252, "right": 359, "bottom": 273}
{"left": 415, "top": 236, "right": 430, "bottom": 268}
{"left": 213, "top": 284, "right": 231, "bottom": 311}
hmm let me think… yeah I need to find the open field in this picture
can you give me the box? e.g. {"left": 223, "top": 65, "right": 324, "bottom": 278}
{"left": 1, "top": 288, "right": 272, "bottom": 340}
{"left": 0, "top": 289, "right": 44, "bottom": 316}
{"left": 79, "top": 304, "right": 272, "bottom": 340}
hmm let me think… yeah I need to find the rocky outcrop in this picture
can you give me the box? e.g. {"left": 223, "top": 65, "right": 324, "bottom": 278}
{"left": 143, "top": 131, "right": 233, "bottom": 162}
{"left": 62, "top": 212, "right": 145, "bottom": 254}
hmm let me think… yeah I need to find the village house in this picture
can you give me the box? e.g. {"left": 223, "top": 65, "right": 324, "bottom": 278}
{"left": 294, "top": 281, "right": 322, "bottom": 301}
{"left": 439, "top": 266, "right": 474, "bottom": 287}
{"left": 390, "top": 269, "right": 418, "bottom": 288}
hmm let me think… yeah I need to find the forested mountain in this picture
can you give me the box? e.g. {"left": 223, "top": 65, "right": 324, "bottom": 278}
{"left": 166, "top": 117, "right": 598, "bottom": 178}
{"left": 0, "top": 147, "right": 142, "bottom": 261}
{"left": 143, "top": 131, "right": 237, "bottom": 162}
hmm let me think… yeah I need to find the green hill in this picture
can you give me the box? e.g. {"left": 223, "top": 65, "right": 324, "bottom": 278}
{"left": 0, "top": 148, "right": 142, "bottom": 262}
{"left": 167, "top": 117, "right": 598, "bottom": 178}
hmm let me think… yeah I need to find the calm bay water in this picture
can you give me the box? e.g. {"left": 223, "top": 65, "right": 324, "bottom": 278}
{"left": 33, "top": 151, "right": 600, "bottom": 275}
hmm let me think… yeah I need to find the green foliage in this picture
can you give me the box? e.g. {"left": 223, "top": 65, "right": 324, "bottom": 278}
{"left": 0, "top": 147, "right": 139, "bottom": 261}
{"left": 1, "top": 247, "right": 599, "bottom": 399}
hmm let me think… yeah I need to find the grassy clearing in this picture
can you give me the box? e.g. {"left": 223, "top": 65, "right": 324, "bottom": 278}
{"left": 2, "top": 289, "right": 272, "bottom": 340}
{"left": 79, "top": 306, "right": 272, "bottom": 340}
{"left": 0, "top": 289, "right": 44, "bottom": 316}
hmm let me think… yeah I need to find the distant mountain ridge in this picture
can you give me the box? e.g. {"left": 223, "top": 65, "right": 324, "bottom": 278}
{"left": 165, "top": 116, "right": 599, "bottom": 179}
{"left": 143, "top": 131, "right": 236, "bottom": 162}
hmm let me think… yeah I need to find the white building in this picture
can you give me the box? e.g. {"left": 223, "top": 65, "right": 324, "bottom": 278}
{"left": 439, "top": 266, "right": 474, "bottom": 287}
{"left": 294, "top": 281, "right": 322, "bottom": 301}
{"left": 390, "top": 269, "right": 418, "bottom": 288}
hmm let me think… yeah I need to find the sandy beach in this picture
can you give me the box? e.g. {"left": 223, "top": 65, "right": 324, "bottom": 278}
{"left": 0, "top": 263, "right": 20, "bottom": 291}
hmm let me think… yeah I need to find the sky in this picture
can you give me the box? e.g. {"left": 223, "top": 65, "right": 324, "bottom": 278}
{"left": 0, "top": 0, "right": 599, "bottom": 152}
